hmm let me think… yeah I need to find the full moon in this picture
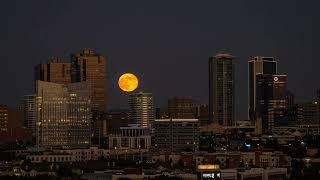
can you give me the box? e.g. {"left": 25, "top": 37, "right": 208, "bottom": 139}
{"left": 118, "top": 73, "right": 139, "bottom": 92}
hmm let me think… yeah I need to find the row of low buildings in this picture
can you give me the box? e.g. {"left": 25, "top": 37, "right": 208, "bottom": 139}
{"left": 11, "top": 147, "right": 292, "bottom": 170}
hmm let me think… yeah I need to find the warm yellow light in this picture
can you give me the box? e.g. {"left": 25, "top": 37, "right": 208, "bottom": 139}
{"left": 118, "top": 73, "right": 139, "bottom": 92}
{"left": 197, "top": 164, "right": 220, "bottom": 170}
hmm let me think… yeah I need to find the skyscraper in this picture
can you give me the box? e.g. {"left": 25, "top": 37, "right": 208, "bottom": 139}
{"left": 36, "top": 81, "right": 91, "bottom": 148}
{"left": 256, "top": 74, "right": 287, "bottom": 132}
{"left": 209, "top": 53, "right": 235, "bottom": 126}
{"left": 128, "top": 92, "right": 154, "bottom": 128}
{"left": 168, "top": 96, "right": 195, "bottom": 119}
{"left": 248, "top": 57, "right": 277, "bottom": 122}
{"left": 34, "top": 58, "right": 71, "bottom": 86}
{"left": 71, "top": 48, "right": 107, "bottom": 112}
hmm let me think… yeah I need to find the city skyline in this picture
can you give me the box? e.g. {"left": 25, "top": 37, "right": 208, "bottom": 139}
{"left": 1, "top": 1, "right": 320, "bottom": 120}
{"left": 1, "top": 1, "right": 320, "bottom": 179}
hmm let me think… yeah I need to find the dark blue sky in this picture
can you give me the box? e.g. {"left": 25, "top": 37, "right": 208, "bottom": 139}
{"left": 1, "top": 0, "right": 320, "bottom": 119}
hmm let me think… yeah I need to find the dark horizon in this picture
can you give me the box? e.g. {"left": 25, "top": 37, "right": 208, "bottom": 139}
{"left": 1, "top": 0, "right": 320, "bottom": 119}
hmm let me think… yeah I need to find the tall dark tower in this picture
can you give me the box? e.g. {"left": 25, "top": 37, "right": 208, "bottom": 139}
{"left": 209, "top": 53, "right": 235, "bottom": 126}
{"left": 248, "top": 57, "right": 277, "bottom": 123}
{"left": 71, "top": 49, "right": 107, "bottom": 112}
{"left": 256, "top": 74, "right": 287, "bottom": 133}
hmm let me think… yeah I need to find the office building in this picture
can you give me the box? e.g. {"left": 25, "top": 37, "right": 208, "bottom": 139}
{"left": 256, "top": 74, "right": 287, "bottom": 132}
{"left": 128, "top": 92, "right": 154, "bottom": 128}
{"left": 34, "top": 58, "right": 71, "bottom": 86}
{"left": 154, "top": 119, "right": 199, "bottom": 152}
{"left": 71, "top": 48, "right": 107, "bottom": 112}
{"left": 35, "top": 80, "right": 91, "bottom": 148}
{"left": 209, "top": 53, "right": 235, "bottom": 126}
{"left": 248, "top": 57, "right": 277, "bottom": 122}
{"left": 168, "top": 96, "right": 195, "bottom": 119}
{"left": 20, "top": 95, "right": 37, "bottom": 135}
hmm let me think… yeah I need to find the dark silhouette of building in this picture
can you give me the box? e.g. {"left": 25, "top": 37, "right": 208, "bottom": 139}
{"left": 106, "top": 110, "right": 130, "bottom": 134}
{"left": 168, "top": 96, "right": 195, "bottom": 119}
{"left": 0, "top": 105, "right": 32, "bottom": 143}
{"left": 209, "top": 53, "right": 235, "bottom": 126}
{"left": 155, "top": 107, "right": 169, "bottom": 119}
{"left": 195, "top": 104, "right": 209, "bottom": 126}
{"left": 256, "top": 74, "right": 287, "bottom": 133}
{"left": 248, "top": 57, "right": 277, "bottom": 123}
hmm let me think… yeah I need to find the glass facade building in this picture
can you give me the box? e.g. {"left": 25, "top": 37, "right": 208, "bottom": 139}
{"left": 36, "top": 80, "right": 91, "bottom": 148}
{"left": 209, "top": 53, "right": 235, "bottom": 126}
{"left": 256, "top": 74, "right": 287, "bottom": 132}
{"left": 248, "top": 57, "right": 277, "bottom": 122}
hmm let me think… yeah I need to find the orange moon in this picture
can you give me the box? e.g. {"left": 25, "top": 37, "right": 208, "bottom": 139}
{"left": 118, "top": 73, "right": 139, "bottom": 92}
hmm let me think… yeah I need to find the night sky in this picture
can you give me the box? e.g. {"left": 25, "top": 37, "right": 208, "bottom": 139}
{"left": 1, "top": 0, "right": 320, "bottom": 119}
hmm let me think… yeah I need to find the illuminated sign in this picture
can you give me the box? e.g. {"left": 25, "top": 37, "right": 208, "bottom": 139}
{"left": 202, "top": 172, "right": 221, "bottom": 179}
{"left": 197, "top": 164, "right": 220, "bottom": 170}
{"left": 203, "top": 173, "right": 215, "bottom": 178}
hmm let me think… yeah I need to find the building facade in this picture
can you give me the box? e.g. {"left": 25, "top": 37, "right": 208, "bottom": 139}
{"left": 256, "top": 74, "right": 287, "bottom": 132}
{"left": 20, "top": 95, "right": 37, "bottom": 135}
{"left": 71, "top": 48, "right": 107, "bottom": 112}
{"left": 128, "top": 92, "right": 154, "bottom": 128}
{"left": 248, "top": 57, "right": 277, "bottom": 122}
{"left": 154, "top": 119, "right": 199, "bottom": 152}
{"left": 168, "top": 96, "right": 195, "bottom": 119}
{"left": 209, "top": 53, "right": 235, "bottom": 126}
{"left": 35, "top": 81, "right": 91, "bottom": 148}
{"left": 0, "top": 105, "right": 31, "bottom": 142}
{"left": 34, "top": 58, "right": 71, "bottom": 86}
{"left": 108, "top": 124, "right": 152, "bottom": 150}
{"left": 0, "top": 105, "right": 9, "bottom": 132}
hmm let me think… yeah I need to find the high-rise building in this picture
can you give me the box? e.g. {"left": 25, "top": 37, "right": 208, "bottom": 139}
{"left": 256, "top": 74, "right": 287, "bottom": 132}
{"left": 248, "top": 57, "right": 277, "bottom": 122}
{"left": 154, "top": 119, "right": 199, "bottom": 152}
{"left": 34, "top": 58, "right": 71, "bottom": 86}
{"left": 20, "top": 95, "right": 37, "bottom": 135}
{"left": 36, "top": 80, "right": 91, "bottom": 148}
{"left": 71, "top": 48, "right": 107, "bottom": 112}
{"left": 128, "top": 92, "right": 154, "bottom": 128}
{"left": 209, "top": 53, "right": 235, "bottom": 126}
{"left": 168, "top": 96, "right": 195, "bottom": 119}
